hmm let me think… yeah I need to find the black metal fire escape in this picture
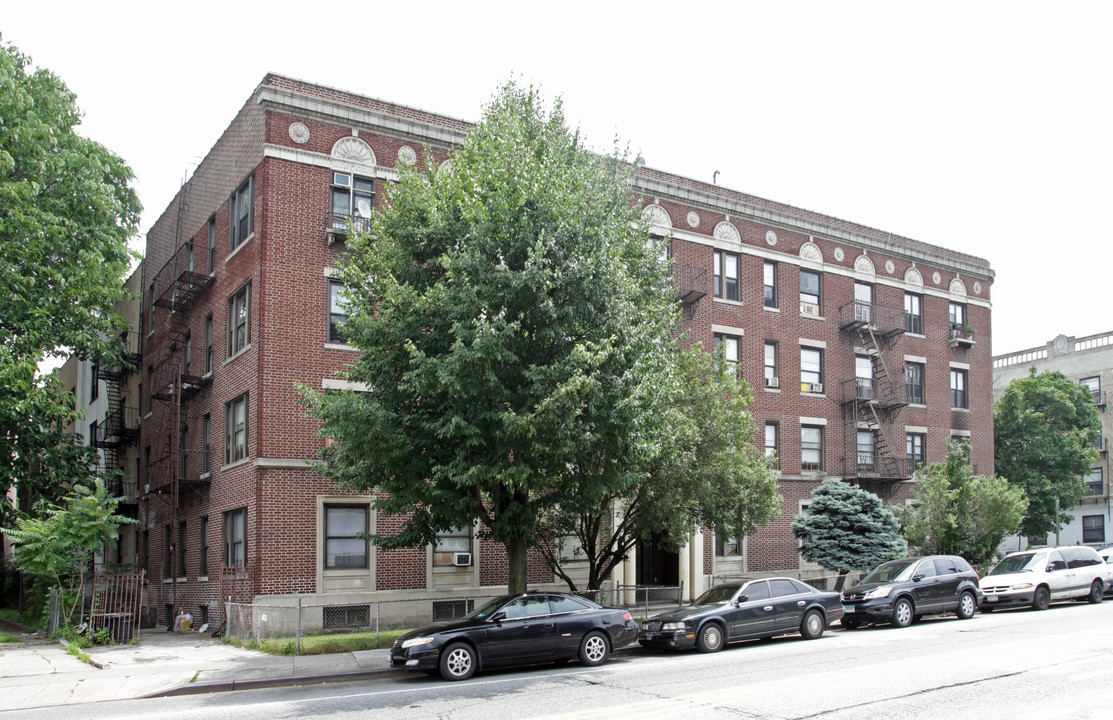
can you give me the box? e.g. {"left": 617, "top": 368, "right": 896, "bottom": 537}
{"left": 91, "top": 331, "right": 142, "bottom": 513}
{"left": 838, "top": 300, "right": 910, "bottom": 485}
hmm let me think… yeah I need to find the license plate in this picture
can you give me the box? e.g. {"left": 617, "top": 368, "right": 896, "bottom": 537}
{"left": 844, "top": 605, "right": 855, "bottom": 613}
{"left": 986, "top": 595, "right": 998, "bottom": 602}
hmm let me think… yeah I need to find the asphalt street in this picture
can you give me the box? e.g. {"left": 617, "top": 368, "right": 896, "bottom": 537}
{"left": 9, "top": 601, "right": 1112, "bottom": 720}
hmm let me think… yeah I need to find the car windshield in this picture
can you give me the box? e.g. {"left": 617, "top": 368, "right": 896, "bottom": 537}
{"left": 861, "top": 559, "right": 917, "bottom": 584}
{"left": 693, "top": 584, "right": 742, "bottom": 605}
{"left": 989, "top": 553, "right": 1040, "bottom": 575}
{"left": 463, "top": 596, "right": 513, "bottom": 621}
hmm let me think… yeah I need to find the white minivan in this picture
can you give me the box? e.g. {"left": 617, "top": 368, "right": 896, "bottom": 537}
{"left": 979, "top": 546, "right": 1105, "bottom": 612}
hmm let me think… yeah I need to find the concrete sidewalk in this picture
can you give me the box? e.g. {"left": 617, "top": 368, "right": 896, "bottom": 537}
{"left": 0, "top": 628, "right": 395, "bottom": 712}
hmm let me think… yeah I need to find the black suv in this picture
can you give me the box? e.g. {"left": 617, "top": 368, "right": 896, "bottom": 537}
{"left": 841, "top": 555, "right": 982, "bottom": 629}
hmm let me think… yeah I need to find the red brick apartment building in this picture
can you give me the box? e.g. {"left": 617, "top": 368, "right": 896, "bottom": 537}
{"left": 136, "top": 75, "right": 994, "bottom": 625}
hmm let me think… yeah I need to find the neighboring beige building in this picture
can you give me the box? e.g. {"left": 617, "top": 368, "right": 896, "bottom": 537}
{"left": 993, "top": 331, "right": 1112, "bottom": 548}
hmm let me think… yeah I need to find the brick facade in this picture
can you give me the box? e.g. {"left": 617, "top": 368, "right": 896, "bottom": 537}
{"left": 136, "top": 75, "right": 994, "bottom": 622}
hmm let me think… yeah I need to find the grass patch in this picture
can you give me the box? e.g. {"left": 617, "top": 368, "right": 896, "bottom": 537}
{"left": 0, "top": 632, "right": 20, "bottom": 644}
{"left": 64, "top": 642, "right": 93, "bottom": 665}
{"left": 223, "top": 628, "right": 410, "bottom": 656}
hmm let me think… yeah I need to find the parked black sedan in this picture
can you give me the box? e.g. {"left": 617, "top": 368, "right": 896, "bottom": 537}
{"left": 389, "top": 591, "right": 638, "bottom": 680}
{"left": 638, "top": 578, "right": 843, "bottom": 653}
{"left": 841, "top": 555, "right": 982, "bottom": 628}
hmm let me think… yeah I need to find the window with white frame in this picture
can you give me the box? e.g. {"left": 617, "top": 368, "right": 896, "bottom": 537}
{"left": 857, "top": 430, "right": 875, "bottom": 470}
{"left": 434, "top": 526, "right": 472, "bottom": 566}
{"left": 225, "top": 393, "right": 248, "bottom": 464}
{"left": 207, "top": 217, "right": 216, "bottom": 273}
{"left": 230, "top": 176, "right": 253, "bottom": 251}
{"left": 905, "top": 362, "right": 925, "bottom": 405}
{"left": 1080, "top": 376, "right": 1101, "bottom": 404}
{"left": 854, "top": 282, "right": 873, "bottom": 323}
{"left": 907, "top": 433, "right": 926, "bottom": 470}
{"left": 715, "top": 533, "right": 741, "bottom": 557}
{"left": 558, "top": 535, "right": 587, "bottom": 563}
{"left": 764, "top": 422, "right": 779, "bottom": 468}
{"left": 801, "top": 425, "right": 823, "bottom": 471}
{"left": 330, "top": 172, "right": 375, "bottom": 232}
{"left": 324, "top": 505, "right": 368, "bottom": 569}
{"left": 714, "top": 250, "right": 740, "bottom": 301}
{"left": 948, "top": 302, "right": 966, "bottom": 330}
{"left": 228, "top": 283, "right": 250, "bottom": 356}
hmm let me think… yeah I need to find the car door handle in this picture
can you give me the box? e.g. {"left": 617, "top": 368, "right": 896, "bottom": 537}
{"left": 763, "top": 606, "right": 773, "bottom": 612}
{"left": 797, "top": 601, "right": 806, "bottom": 606}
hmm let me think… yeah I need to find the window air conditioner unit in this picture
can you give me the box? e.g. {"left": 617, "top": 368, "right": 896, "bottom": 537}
{"left": 765, "top": 376, "right": 780, "bottom": 388}
{"left": 808, "top": 383, "right": 824, "bottom": 394}
{"left": 453, "top": 552, "right": 473, "bottom": 567}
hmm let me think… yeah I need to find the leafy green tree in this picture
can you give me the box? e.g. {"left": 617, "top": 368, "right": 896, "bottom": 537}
{"left": 0, "top": 41, "right": 141, "bottom": 526}
{"left": 995, "top": 368, "right": 1101, "bottom": 540}
{"left": 792, "top": 479, "right": 906, "bottom": 589}
{"left": 895, "top": 441, "right": 1027, "bottom": 567}
{"left": 535, "top": 347, "right": 780, "bottom": 590}
{"left": 307, "top": 83, "right": 683, "bottom": 592}
{"left": 4, "top": 480, "right": 137, "bottom": 628}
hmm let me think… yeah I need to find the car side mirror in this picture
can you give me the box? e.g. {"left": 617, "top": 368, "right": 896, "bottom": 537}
{"left": 490, "top": 612, "right": 506, "bottom": 623}
{"left": 734, "top": 595, "right": 748, "bottom": 604}
{"left": 913, "top": 574, "right": 925, "bottom": 582}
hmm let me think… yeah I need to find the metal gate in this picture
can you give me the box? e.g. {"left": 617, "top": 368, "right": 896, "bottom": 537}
{"left": 88, "top": 571, "right": 145, "bottom": 643}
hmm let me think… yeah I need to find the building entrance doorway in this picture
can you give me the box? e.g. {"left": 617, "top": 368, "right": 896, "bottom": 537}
{"left": 636, "top": 532, "right": 679, "bottom": 588}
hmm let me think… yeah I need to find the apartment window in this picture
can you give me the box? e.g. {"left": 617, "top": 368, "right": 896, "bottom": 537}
{"left": 199, "top": 516, "right": 209, "bottom": 576}
{"left": 714, "top": 333, "right": 740, "bottom": 375}
{"left": 164, "top": 526, "right": 173, "bottom": 579}
{"left": 324, "top": 505, "right": 369, "bottom": 569}
{"left": 764, "top": 422, "right": 779, "bottom": 468}
{"left": 328, "top": 280, "right": 349, "bottom": 344}
{"left": 146, "top": 365, "right": 153, "bottom": 413}
{"left": 763, "top": 261, "right": 777, "bottom": 308}
{"left": 148, "top": 282, "right": 156, "bottom": 330}
{"left": 857, "top": 430, "right": 875, "bottom": 470}
{"left": 559, "top": 535, "right": 588, "bottom": 563}
{"left": 1080, "top": 376, "right": 1101, "bottom": 404}
{"left": 801, "top": 347, "right": 823, "bottom": 391}
{"left": 854, "top": 282, "right": 873, "bottom": 323}
{"left": 230, "top": 175, "right": 253, "bottom": 251}
{"left": 223, "top": 508, "right": 246, "bottom": 567}
{"left": 800, "top": 270, "right": 821, "bottom": 315}
{"left": 905, "top": 362, "right": 925, "bottom": 405}
{"left": 713, "top": 250, "right": 740, "bottom": 302}
{"left": 179, "top": 426, "right": 189, "bottom": 480}
{"left": 330, "top": 172, "right": 375, "bottom": 230}
{"left": 90, "top": 362, "right": 99, "bottom": 402}
{"left": 177, "top": 522, "right": 187, "bottom": 577}
{"left": 204, "top": 315, "right": 213, "bottom": 373}
{"left": 201, "top": 414, "right": 211, "bottom": 474}
{"left": 1083, "top": 515, "right": 1105, "bottom": 544}
{"left": 801, "top": 425, "right": 824, "bottom": 471}
{"left": 763, "top": 342, "right": 778, "bottom": 387}
{"left": 648, "top": 236, "right": 669, "bottom": 265}
{"left": 948, "top": 302, "right": 966, "bottom": 330}
{"left": 227, "top": 283, "right": 250, "bottom": 356}
{"left": 855, "top": 355, "right": 874, "bottom": 400}
{"left": 183, "top": 331, "right": 192, "bottom": 376}
{"left": 207, "top": 217, "right": 216, "bottom": 273}
{"left": 1084, "top": 468, "right": 1104, "bottom": 496}
{"left": 225, "top": 393, "right": 248, "bottom": 464}
{"left": 905, "top": 293, "right": 923, "bottom": 334}
{"left": 434, "top": 526, "right": 472, "bottom": 566}
{"left": 907, "top": 433, "right": 927, "bottom": 471}
{"left": 715, "top": 533, "right": 741, "bottom": 557}
{"left": 950, "top": 369, "right": 968, "bottom": 409}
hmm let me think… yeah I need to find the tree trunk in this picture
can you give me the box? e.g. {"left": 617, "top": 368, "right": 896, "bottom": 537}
{"left": 506, "top": 535, "right": 529, "bottom": 594}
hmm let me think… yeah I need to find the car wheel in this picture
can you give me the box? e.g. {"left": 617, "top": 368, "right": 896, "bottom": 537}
{"left": 892, "top": 598, "right": 914, "bottom": 628}
{"left": 439, "top": 642, "right": 477, "bottom": 681}
{"left": 800, "top": 609, "right": 825, "bottom": 640}
{"left": 841, "top": 617, "right": 861, "bottom": 630}
{"left": 1087, "top": 580, "right": 1104, "bottom": 604}
{"left": 578, "top": 631, "right": 610, "bottom": 666}
{"left": 696, "top": 622, "right": 725, "bottom": 653}
{"left": 1031, "top": 586, "right": 1050, "bottom": 611}
{"left": 956, "top": 591, "right": 977, "bottom": 620}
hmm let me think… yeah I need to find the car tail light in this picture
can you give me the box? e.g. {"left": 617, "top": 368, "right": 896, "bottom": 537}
{"left": 622, "top": 611, "right": 633, "bottom": 622}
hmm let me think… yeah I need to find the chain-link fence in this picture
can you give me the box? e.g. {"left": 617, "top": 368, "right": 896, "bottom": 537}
{"left": 223, "top": 585, "right": 685, "bottom": 656}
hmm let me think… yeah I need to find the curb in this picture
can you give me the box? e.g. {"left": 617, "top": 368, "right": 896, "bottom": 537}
{"left": 146, "top": 643, "right": 644, "bottom": 697}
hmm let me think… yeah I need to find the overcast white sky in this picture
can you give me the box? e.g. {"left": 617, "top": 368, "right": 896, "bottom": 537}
{"left": 5, "top": 1, "right": 1110, "bottom": 355}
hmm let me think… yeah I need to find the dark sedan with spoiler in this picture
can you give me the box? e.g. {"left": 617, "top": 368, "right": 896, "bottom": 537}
{"left": 638, "top": 578, "right": 843, "bottom": 652}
